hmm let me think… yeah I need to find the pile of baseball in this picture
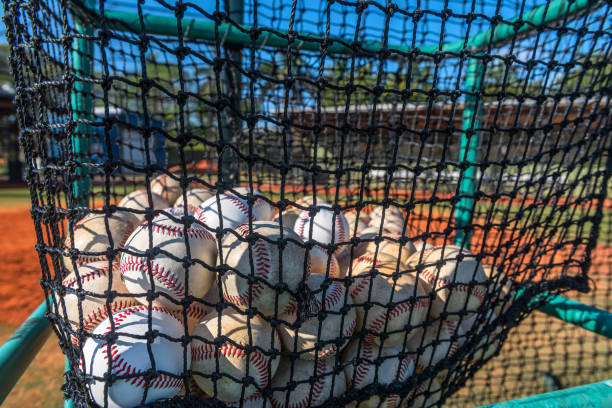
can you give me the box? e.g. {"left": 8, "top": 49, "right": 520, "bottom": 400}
{"left": 59, "top": 173, "right": 514, "bottom": 408}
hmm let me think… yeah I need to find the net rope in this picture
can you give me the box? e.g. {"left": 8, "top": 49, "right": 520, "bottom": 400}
{"left": 2, "top": 0, "right": 611, "bottom": 406}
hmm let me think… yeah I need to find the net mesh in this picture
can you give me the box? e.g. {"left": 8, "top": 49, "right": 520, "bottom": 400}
{"left": 3, "top": 0, "right": 611, "bottom": 406}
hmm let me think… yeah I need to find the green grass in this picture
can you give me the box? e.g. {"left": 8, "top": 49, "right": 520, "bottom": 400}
{"left": 0, "top": 188, "right": 31, "bottom": 207}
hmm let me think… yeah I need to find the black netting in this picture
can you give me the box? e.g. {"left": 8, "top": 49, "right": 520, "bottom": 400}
{"left": 2, "top": 0, "right": 611, "bottom": 407}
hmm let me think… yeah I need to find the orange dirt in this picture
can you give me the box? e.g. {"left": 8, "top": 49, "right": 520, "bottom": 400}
{"left": 0, "top": 207, "right": 46, "bottom": 325}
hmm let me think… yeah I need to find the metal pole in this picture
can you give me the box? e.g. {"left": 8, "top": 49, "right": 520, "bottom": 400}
{"left": 70, "top": 0, "right": 95, "bottom": 204}
{"left": 455, "top": 56, "right": 484, "bottom": 247}
{"left": 219, "top": 0, "right": 243, "bottom": 188}
{"left": 478, "top": 379, "right": 612, "bottom": 407}
{"left": 0, "top": 301, "right": 51, "bottom": 404}
{"left": 91, "top": 0, "right": 598, "bottom": 55}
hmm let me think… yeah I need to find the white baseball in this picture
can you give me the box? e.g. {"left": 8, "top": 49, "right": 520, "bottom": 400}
{"left": 406, "top": 321, "right": 459, "bottom": 372}
{"left": 408, "top": 245, "right": 487, "bottom": 320}
{"left": 368, "top": 215, "right": 407, "bottom": 237}
{"left": 344, "top": 210, "right": 370, "bottom": 235}
{"left": 174, "top": 188, "right": 214, "bottom": 213}
{"left": 60, "top": 261, "right": 138, "bottom": 345}
{"left": 63, "top": 212, "right": 139, "bottom": 272}
{"left": 81, "top": 305, "right": 189, "bottom": 408}
{"left": 151, "top": 172, "right": 183, "bottom": 203}
{"left": 278, "top": 274, "right": 356, "bottom": 360}
{"left": 220, "top": 221, "right": 309, "bottom": 317}
{"left": 294, "top": 204, "right": 350, "bottom": 256}
{"left": 349, "top": 257, "right": 428, "bottom": 347}
{"left": 234, "top": 187, "right": 276, "bottom": 221}
{"left": 191, "top": 310, "right": 280, "bottom": 402}
{"left": 343, "top": 340, "right": 415, "bottom": 408}
{"left": 270, "top": 357, "right": 346, "bottom": 408}
{"left": 118, "top": 189, "right": 170, "bottom": 222}
{"left": 120, "top": 211, "right": 217, "bottom": 311}
{"left": 199, "top": 193, "right": 257, "bottom": 235}
{"left": 308, "top": 245, "right": 343, "bottom": 278}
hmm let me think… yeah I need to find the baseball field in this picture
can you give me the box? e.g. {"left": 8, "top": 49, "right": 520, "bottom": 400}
{"left": 0, "top": 186, "right": 609, "bottom": 407}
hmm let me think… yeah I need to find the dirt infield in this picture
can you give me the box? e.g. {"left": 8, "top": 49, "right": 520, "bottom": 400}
{"left": 0, "top": 207, "right": 48, "bottom": 325}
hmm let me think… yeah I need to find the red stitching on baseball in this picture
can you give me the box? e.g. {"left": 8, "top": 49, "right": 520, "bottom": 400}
{"left": 295, "top": 211, "right": 308, "bottom": 239}
{"left": 63, "top": 264, "right": 112, "bottom": 288}
{"left": 365, "top": 301, "right": 416, "bottom": 343}
{"left": 192, "top": 342, "right": 271, "bottom": 387}
{"left": 226, "top": 224, "right": 271, "bottom": 307}
{"left": 146, "top": 221, "right": 213, "bottom": 241}
{"left": 101, "top": 344, "right": 183, "bottom": 390}
{"left": 335, "top": 213, "right": 348, "bottom": 244}
{"left": 103, "top": 304, "right": 178, "bottom": 334}
{"left": 434, "top": 278, "right": 486, "bottom": 304}
{"left": 226, "top": 194, "right": 252, "bottom": 218}
{"left": 120, "top": 255, "right": 186, "bottom": 299}
{"left": 349, "top": 275, "right": 371, "bottom": 299}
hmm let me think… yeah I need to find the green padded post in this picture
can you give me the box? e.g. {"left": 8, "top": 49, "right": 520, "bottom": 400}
{"left": 479, "top": 379, "right": 612, "bottom": 407}
{"left": 71, "top": 0, "right": 95, "bottom": 204}
{"left": 455, "top": 56, "right": 484, "bottom": 247}
{"left": 64, "top": 357, "right": 74, "bottom": 408}
{"left": 534, "top": 293, "right": 612, "bottom": 338}
{"left": 219, "top": 0, "right": 244, "bottom": 188}
{"left": 92, "top": 0, "right": 597, "bottom": 55}
{"left": 0, "top": 301, "right": 51, "bottom": 404}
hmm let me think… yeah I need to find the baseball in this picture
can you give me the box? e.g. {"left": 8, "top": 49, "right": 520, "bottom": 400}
{"left": 63, "top": 212, "right": 139, "bottom": 272}
{"left": 220, "top": 221, "right": 309, "bottom": 317}
{"left": 349, "top": 258, "right": 428, "bottom": 347}
{"left": 191, "top": 310, "right": 280, "bottom": 402}
{"left": 174, "top": 188, "right": 214, "bottom": 213}
{"left": 234, "top": 187, "right": 276, "bottom": 221}
{"left": 81, "top": 305, "right": 189, "bottom": 407}
{"left": 270, "top": 357, "right": 346, "bottom": 408}
{"left": 408, "top": 245, "right": 487, "bottom": 320}
{"left": 343, "top": 339, "right": 415, "bottom": 408}
{"left": 118, "top": 189, "right": 170, "bottom": 222}
{"left": 294, "top": 204, "right": 350, "bottom": 256}
{"left": 151, "top": 172, "right": 183, "bottom": 204}
{"left": 308, "top": 245, "right": 343, "bottom": 278}
{"left": 277, "top": 273, "right": 356, "bottom": 360}
{"left": 348, "top": 226, "right": 379, "bottom": 260}
{"left": 120, "top": 211, "right": 217, "bottom": 311}
{"left": 199, "top": 193, "right": 257, "bottom": 235}
{"left": 344, "top": 209, "right": 370, "bottom": 235}
{"left": 273, "top": 207, "right": 301, "bottom": 230}
{"left": 457, "top": 310, "right": 500, "bottom": 361}
{"left": 60, "top": 261, "right": 138, "bottom": 345}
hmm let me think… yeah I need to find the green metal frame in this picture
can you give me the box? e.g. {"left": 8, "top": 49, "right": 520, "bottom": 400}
{"left": 1, "top": 0, "right": 607, "bottom": 405}
{"left": 71, "top": 0, "right": 95, "bottom": 203}
{"left": 0, "top": 301, "right": 52, "bottom": 404}
{"left": 479, "top": 379, "right": 612, "bottom": 407}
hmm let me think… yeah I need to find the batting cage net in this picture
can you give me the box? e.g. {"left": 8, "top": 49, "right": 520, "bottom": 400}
{"left": 3, "top": 0, "right": 611, "bottom": 407}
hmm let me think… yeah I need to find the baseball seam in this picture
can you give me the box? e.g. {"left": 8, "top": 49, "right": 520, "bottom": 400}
{"left": 120, "top": 256, "right": 186, "bottom": 299}
{"left": 191, "top": 342, "right": 270, "bottom": 387}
